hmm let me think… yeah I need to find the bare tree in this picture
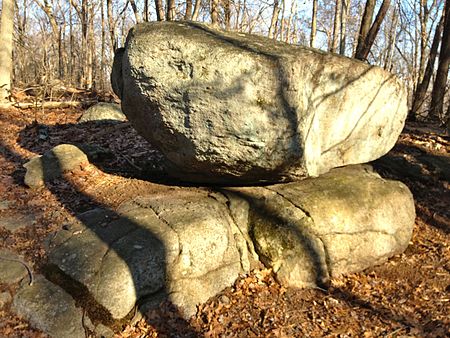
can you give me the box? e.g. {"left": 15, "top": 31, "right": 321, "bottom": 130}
{"left": 130, "top": 0, "right": 141, "bottom": 23}
{"left": 355, "top": 0, "right": 391, "bottom": 61}
{"left": 155, "top": 0, "right": 165, "bottom": 21}
{"left": 310, "top": 0, "right": 318, "bottom": 47}
{"left": 167, "top": 0, "right": 175, "bottom": 20}
{"left": 211, "top": 0, "right": 219, "bottom": 25}
{"left": 192, "top": 0, "right": 201, "bottom": 21}
{"left": 331, "top": 0, "right": 342, "bottom": 52}
{"left": 0, "top": 0, "right": 15, "bottom": 101}
{"left": 430, "top": 0, "right": 450, "bottom": 120}
{"left": 268, "top": 0, "right": 280, "bottom": 39}
{"left": 185, "top": 0, "right": 193, "bottom": 20}
{"left": 411, "top": 13, "right": 444, "bottom": 118}
{"left": 339, "top": 0, "right": 349, "bottom": 54}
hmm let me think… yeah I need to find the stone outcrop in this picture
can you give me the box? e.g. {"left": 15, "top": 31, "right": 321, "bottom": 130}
{"left": 112, "top": 21, "right": 408, "bottom": 184}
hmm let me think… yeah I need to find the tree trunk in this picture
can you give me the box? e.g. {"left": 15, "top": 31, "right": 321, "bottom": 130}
{"left": 383, "top": 4, "right": 398, "bottom": 71}
{"left": 144, "top": 0, "right": 149, "bottom": 21}
{"left": 155, "top": 0, "right": 165, "bottom": 21}
{"left": 167, "top": 0, "right": 175, "bottom": 20}
{"left": 339, "top": 0, "right": 348, "bottom": 55}
{"left": 211, "top": 0, "right": 219, "bottom": 26}
{"left": 430, "top": 0, "right": 450, "bottom": 120}
{"left": 268, "top": 0, "right": 280, "bottom": 39}
{"left": 355, "top": 0, "right": 391, "bottom": 61}
{"left": 411, "top": 15, "right": 444, "bottom": 118}
{"left": 192, "top": 0, "right": 201, "bottom": 21}
{"left": 185, "top": 0, "right": 193, "bottom": 20}
{"left": 101, "top": 0, "right": 106, "bottom": 90}
{"left": 418, "top": 0, "right": 430, "bottom": 82}
{"left": 0, "top": 0, "right": 15, "bottom": 101}
{"left": 107, "top": 0, "right": 117, "bottom": 50}
{"left": 280, "top": 0, "right": 286, "bottom": 41}
{"left": 355, "top": 0, "right": 375, "bottom": 58}
{"left": 310, "top": 0, "right": 318, "bottom": 47}
{"left": 331, "top": 0, "right": 341, "bottom": 53}
{"left": 224, "top": 0, "right": 232, "bottom": 30}
{"left": 129, "top": 0, "right": 141, "bottom": 23}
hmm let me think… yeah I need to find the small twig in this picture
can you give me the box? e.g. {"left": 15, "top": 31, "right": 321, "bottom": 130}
{"left": 0, "top": 256, "right": 34, "bottom": 286}
{"left": 119, "top": 152, "right": 142, "bottom": 171}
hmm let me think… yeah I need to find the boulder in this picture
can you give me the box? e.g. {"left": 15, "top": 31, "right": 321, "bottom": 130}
{"left": 0, "top": 249, "right": 30, "bottom": 284}
{"left": 44, "top": 166, "right": 414, "bottom": 324}
{"left": 12, "top": 276, "right": 86, "bottom": 338}
{"left": 48, "top": 190, "right": 256, "bottom": 319}
{"left": 78, "top": 102, "right": 126, "bottom": 123}
{"left": 113, "top": 21, "right": 408, "bottom": 184}
{"left": 23, "top": 144, "right": 89, "bottom": 188}
{"left": 229, "top": 165, "right": 415, "bottom": 287}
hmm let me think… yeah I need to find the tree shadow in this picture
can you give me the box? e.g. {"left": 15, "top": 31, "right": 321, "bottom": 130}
{"left": 0, "top": 139, "right": 199, "bottom": 337}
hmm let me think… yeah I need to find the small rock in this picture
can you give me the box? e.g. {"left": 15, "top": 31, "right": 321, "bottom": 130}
{"left": 0, "top": 249, "right": 29, "bottom": 284}
{"left": 0, "top": 200, "right": 10, "bottom": 211}
{"left": 0, "top": 213, "right": 36, "bottom": 232}
{"left": 0, "top": 291, "right": 12, "bottom": 308}
{"left": 23, "top": 144, "right": 89, "bottom": 188}
{"left": 12, "top": 275, "right": 86, "bottom": 338}
{"left": 78, "top": 102, "right": 126, "bottom": 123}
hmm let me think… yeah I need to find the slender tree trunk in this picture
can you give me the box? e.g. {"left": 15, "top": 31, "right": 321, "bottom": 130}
{"left": 411, "top": 14, "right": 444, "bottom": 119}
{"left": 129, "top": 0, "right": 141, "bottom": 23}
{"left": 355, "top": 0, "right": 375, "bottom": 58}
{"left": 418, "top": 0, "right": 430, "bottom": 82}
{"left": 0, "top": 0, "right": 15, "bottom": 101}
{"left": 155, "top": 0, "right": 165, "bottom": 21}
{"left": 167, "top": 0, "right": 175, "bottom": 20}
{"left": 310, "top": 0, "right": 318, "bottom": 47}
{"left": 268, "top": 0, "right": 280, "bottom": 39}
{"left": 86, "top": 1, "right": 94, "bottom": 89}
{"left": 339, "top": 0, "right": 348, "bottom": 55}
{"left": 331, "top": 0, "right": 341, "bottom": 52}
{"left": 185, "top": 0, "right": 193, "bottom": 20}
{"left": 101, "top": 0, "right": 106, "bottom": 90}
{"left": 430, "top": 0, "right": 450, "bottom": 120}
{"left": 107, "top": 0, "right": 116, "bottom": 50}
{"left": 224, "top": 0, "right": 232, "bottom": 30}
{"left": 384, "top": 4, "right": 398, "bottom": 71}
{"left": 285, "top": 0, "right": 296, "bottom": 42}
{"left": 280, "top": 0, "right": 286, "bottom": 41}
{"left": 144, "top": 0, "right": 149, "bottom": 21}
{"left": 69, "top": 3, "right": 73, "bottom": 83}
{"left": 355, "top": 0, "right": 391, "bottom": 61}
{"left": 192, "top": 0, "right": 201, "bottom": 21}
{"left": 211, "top": 0, "right": 219, "bottom": 26}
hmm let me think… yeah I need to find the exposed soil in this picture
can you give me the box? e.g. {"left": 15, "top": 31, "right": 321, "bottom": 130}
{"left": 0, "top": 106, "right": 448, "bottom": 337}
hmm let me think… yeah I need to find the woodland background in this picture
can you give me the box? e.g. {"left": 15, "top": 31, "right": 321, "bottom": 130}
{"left": 0, "top": 0, "right": 449, "bottom": 128}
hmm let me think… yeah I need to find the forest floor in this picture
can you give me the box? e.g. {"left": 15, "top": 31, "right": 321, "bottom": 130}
{"left": 0, "top": 105, "right": 449, "bottom": 338}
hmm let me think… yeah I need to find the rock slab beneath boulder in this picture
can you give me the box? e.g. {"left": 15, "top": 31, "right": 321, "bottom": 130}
{"left": 113, "top": 21, "right": 408, "bottom": 184}
{"left": 45, "top": 164, "right": 414, "bottom": 323}
{"left": 12, "top": 276, "right": 86, "bottom": 338}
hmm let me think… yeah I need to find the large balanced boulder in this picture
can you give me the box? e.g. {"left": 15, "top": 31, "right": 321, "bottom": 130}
{"left": 113, "top": 21, "right": 408, "bottom": 184}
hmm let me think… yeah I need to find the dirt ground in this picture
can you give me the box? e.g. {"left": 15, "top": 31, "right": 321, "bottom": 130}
{"left": 0, "top": 106, "right": 448, "bottom": 338}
